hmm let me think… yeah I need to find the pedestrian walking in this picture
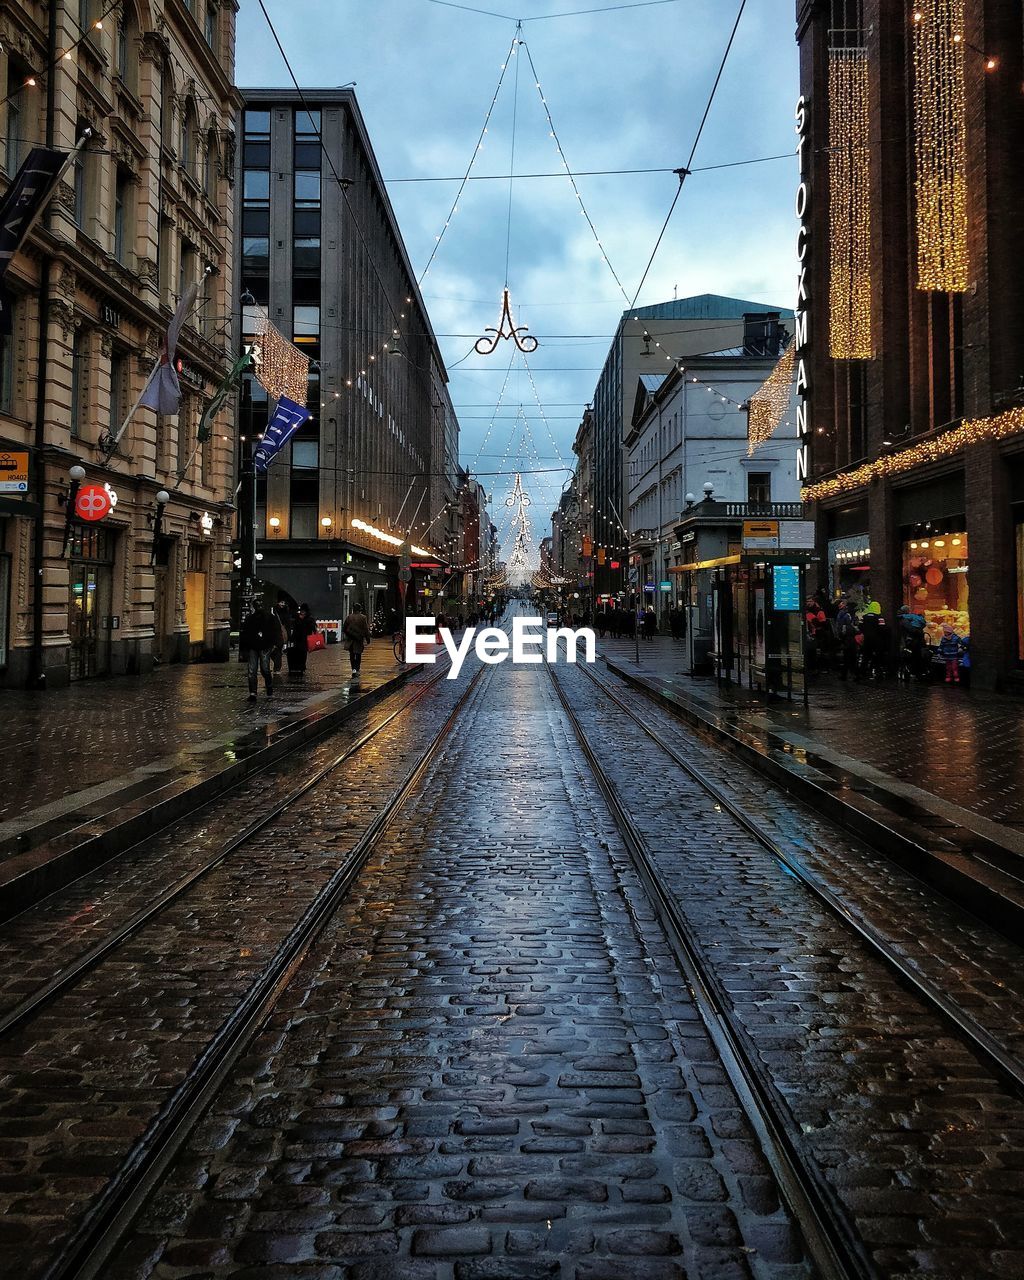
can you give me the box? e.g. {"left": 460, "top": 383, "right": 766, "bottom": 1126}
{"left": 938, "top": 624, "right": 963, "bottom": 684}
{"left": 343, "top": 602, "right": 372, "bottom": 678}
{"left": 897, "top": 605, "right": 927, "bottom": 682}
{"left": 272, "top": 596, "right": 292, "bottom": 673}
{"left": 642, "top": 607, "right": 657, "bottom": 641}
{"left": 834, "top": 598, "right": 859, "bottom": 681}
{"left": 239, "top": 601, "right": 276, "bottom": 702}
{"left": 289, "top": 603, "right": 316, "bottom": 676}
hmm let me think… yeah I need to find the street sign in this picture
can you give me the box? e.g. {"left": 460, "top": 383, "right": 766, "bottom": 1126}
{"left": 75, "top": 484, "right": 112, "bottom": 522}
{"left": 742, "top": 518, "right": 779, "bottom": 550}
{"left": 778, "top": 519, "right": 816, "bottom": 549}
{"left": 772, "top": 564, "right": 801, "bottom": 611}
{"left": 659, "top": 580, "right": 672, "bottom": 592}
{"left": 0, "top": 450, "right": 29, "bottom": 494}
{"left": 628, "top": 565, "right": 639, "bottom": 586}
{"left": 398, "top": 567, "right": 412, "bottom": 582}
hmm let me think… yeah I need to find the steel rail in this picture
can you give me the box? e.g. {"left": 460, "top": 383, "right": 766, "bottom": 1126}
{"left": 0, "top": 656, "right": 458, "bottom": 1042}
{"left": 546, "top": 661, "right": 878, "bottom": 1280}
{"left": 575, "top": 659, "right": 1024, "bottom": 1098}
{"left": 41, "top": 654, "right": 492, "bottom": 1280}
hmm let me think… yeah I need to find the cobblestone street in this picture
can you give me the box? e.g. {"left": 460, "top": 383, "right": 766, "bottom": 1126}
{"left": 2, "top": 626, "right": 1024, "bottom": 1280}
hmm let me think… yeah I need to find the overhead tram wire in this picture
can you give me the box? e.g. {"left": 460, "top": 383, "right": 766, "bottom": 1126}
{"left": 385, "top": 150, "right": 795, "bottom": 183}
{"left": 425, "top": 0, "right": 687, "bottom": 20}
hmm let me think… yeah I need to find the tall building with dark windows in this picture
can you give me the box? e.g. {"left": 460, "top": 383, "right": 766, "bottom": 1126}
{"left": 797, "top": 0, "right": 1024, "bottom": 689}
{"left": 236, "top": 89, "right": 459, "bottom": 626}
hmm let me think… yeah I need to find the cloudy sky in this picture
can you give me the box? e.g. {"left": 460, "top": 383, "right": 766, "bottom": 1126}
{"left": 236, "top": 0, "right": 799, "bottom": 536}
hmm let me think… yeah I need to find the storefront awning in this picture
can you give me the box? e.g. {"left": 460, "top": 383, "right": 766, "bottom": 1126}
{"left": 669, "top": 554, "right": 741, "bottom": 572}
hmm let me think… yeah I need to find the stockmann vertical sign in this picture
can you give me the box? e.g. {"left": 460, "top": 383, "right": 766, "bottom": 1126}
{"left": 795, "top": 95, "right": 811, "bottom": 483}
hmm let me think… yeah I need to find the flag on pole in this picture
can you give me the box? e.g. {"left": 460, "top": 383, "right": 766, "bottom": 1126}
{"left": 0, "top": 147, "right": 69, "bottom": 334}
{"left": 140, "top": 280, "right": 200, "bottom": 415}
{"left": 253, "top": 396, "right": 311, "bottom": 474}
{"left": 198, "top": 348, "right": 255, "bottom": 443}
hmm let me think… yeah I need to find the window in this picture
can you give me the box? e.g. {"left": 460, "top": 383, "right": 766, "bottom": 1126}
{"left": 243, "top": 108, "right": 270, "bottom": 168}
{"left": 4, "top": 65, "right": 21, "bottom": 174}
{"left": 113, "top": 170, "right": 130, "bottom": 265}
{"left": 73, "top": 155, "right": 87, "bottom": 228}
{"left": 292, "top": 439, "right": 319, "bottom": 470}
{"left": 293, "top": 237, "right": 320, "bottom": 275}
{"left": 204, "top": 4, "right": 217, "bottom": 47}
{"left": 243, "top": 170, "right": 270, "bottom": 203}
{"left": 294, "top": 172, "right": 320, "bottom": 207}
{"left": 205, "top": 131, "right": 218, "bottom": 197}
{"left": 242, "top": 207, "right": 270, "bottom": 237}
{"left": 109, "top": 352, "right": 126, "bottom": 438}
{"left": 116, "top": 6, "right": 136, "bottom": 84}
{"left": 70, "top": 331, "right": 85, "bottom": 436}
{"left": 179, "top": 241, "right": 198, "bottom": 301}
{"left": 293, "top": 305, "right": 319, "bottom": 344}
{"left": 180, "top": 102, "right": 197, "bottom": 175}
{"left": 0, "top": 318, "right": 14, "bottom": 414}
{"left": 242, "top": 237, "right": 269, "bottom": 274}
{"left": 747, "top": 472, "right": 771, "bottom": 508}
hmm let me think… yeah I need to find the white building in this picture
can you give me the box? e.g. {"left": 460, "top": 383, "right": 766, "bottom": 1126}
{"left": 626, "top": 319, "right": 798, "bottom": 619}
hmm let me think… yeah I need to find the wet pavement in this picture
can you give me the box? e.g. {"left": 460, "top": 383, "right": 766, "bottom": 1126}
{"left": 597, "top": 636, "right": 1024, "bottom": 834}
{"left": 1, "top": 616, "right": 1023, "bottom": 1279}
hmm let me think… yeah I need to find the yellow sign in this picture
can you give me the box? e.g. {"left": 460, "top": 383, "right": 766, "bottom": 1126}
{"left": 742, "top": 519, "right": 779, "bottom": 539}
{"left": 0, "top": 450, "right": 29, "bottom": 494}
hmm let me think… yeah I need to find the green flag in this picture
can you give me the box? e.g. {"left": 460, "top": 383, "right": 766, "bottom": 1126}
{"left": 198, "top": 348, "right": 254, "bottom": 443}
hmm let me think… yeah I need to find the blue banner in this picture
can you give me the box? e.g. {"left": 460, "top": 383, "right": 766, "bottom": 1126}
{"left": 253, "top": 395, "right": 311, "bottom": 473}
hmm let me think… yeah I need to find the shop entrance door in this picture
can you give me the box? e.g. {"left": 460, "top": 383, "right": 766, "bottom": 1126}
{"left": 68, "top": 528, "right": 115, "bottom": 680}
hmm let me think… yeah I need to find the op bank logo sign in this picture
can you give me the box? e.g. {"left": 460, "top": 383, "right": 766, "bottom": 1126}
{"left": 405, "top": 616, "right": 596, "bottom": 679}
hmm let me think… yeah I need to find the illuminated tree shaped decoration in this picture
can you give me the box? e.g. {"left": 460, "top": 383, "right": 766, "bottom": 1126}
{"left": 503, "top": 472, "right": 535, "bottom": 585}
{"left": 747, "top": 342, "right": 796, "bottom": 455}
{"left": 912, "top": 0, "right": 968, "bottom": 291}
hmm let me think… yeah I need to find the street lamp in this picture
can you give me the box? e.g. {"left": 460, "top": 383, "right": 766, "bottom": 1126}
{"left": 150, "top": 489, "right": 170, "bottom": 566}
{"left": 269, "top": 516, "right": 281, "bottom": 536}
{"left": 60, "top": 464, "right": 88, "bottom": 557}
{"left": 321, "top": 516, "right": 333, "bottom": 531}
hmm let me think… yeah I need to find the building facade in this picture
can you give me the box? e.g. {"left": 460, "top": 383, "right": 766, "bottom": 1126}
{"left": 797, "top": 0, "right": 1024, "bottom": 689}
{"left": 626, "top": 317, "right": 797, "bottom": 622}
{"left": 236, "top": 89, "right": 458, "bottom": 627}
{"left": 0, "top": 0, "right": 241, "bottom": 687}
{"left": 590, "top": 294, "right": 794, "bottom": 601}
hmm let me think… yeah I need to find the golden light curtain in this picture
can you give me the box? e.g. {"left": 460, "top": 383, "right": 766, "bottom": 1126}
{"left": 247, "top": 302, "right": 310, "bottom": 404}
{"left": 912, "top": 0, "right": 968, "bottom": 291}
{"left": 828, "top": 49, "right": 872, "bottom": 358}
{"left": 747, "top": 343, "right": 796, "bottom": 454}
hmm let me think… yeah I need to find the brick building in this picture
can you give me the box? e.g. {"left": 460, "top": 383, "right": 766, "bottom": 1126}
{"left": 0, "top": 0, "right": 241, "bottom": 687}
{"left": 797, "top": 0, "right": 1024, "bottom": 689}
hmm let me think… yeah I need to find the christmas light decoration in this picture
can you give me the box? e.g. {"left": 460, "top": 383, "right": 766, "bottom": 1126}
{"left": 747, "top": 342, "right": 795, "bottom": 454}
{"left": 802, "top": 404, "right": 1024, "bottom": 502}
{"left": 475, "top": 288, "right": 539, "bottom": 355}
{"left": 829, "top": 49, "right": 872, "bottom": 357}
{"left": 248, "top": 301, "right": 309, "bottom": 403}
{"left": 912, "top": 0, "right": 968, "bottom": 291}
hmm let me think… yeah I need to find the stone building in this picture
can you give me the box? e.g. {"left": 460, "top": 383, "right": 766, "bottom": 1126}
{"left": 236, "top": 88, "right": 460, "bottom": 627}
{"left": 0, "top": 0, "right": 240, "bottom": 687}
{"left": 797, "top": 0, "right": 1024, "bottom": 688}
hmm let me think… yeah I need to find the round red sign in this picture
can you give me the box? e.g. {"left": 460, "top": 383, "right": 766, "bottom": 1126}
{"left": 75, "top": 484, "right": 112, "bottom": 523}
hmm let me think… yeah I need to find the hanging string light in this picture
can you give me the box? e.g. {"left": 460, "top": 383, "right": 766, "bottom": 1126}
{"left": 747, "top": 342, "right": 796, "bottom": 454}
{"left": 245, "top": 300, "right": 309, "bottom": 403}
{"left": 912, "top": 0, "right": 968, "bottom": 291}
{"left": 828, "top": 47, "right": 872, "bottom": 357}
{"left": 802, "top": 404, "right": 1024, "bottom": 502}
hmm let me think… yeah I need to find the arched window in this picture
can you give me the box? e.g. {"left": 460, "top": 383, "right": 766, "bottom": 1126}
{"left": 180, "top": 100, "right": 198, "bottom": 177}
{"left": 204, "top": 127, "right": 219, "bottom": 198}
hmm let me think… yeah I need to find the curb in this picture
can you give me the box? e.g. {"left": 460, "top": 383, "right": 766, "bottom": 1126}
{"left": 0, "top": 667, "right": 412, "bottom": 923}
{"left": 604, "top": 658, "right": 1024, "bottom": 942}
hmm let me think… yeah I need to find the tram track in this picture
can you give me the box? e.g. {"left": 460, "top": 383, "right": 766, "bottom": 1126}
{"left": 546, "top": 658, "right": 877, "bottom": 1280}
{"left": 33, "top": 654, "right": 493, "bottom": 1280}
{"left": 570, "top": 658, "right": 1024, "bottom": 1097}
{"left": 0, "top": 652, "right": 460, "bottom": 1042}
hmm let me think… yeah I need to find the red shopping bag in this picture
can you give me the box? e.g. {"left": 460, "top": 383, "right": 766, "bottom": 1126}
{"left": 307, "top": 631, "right": 327, "bottom": 653}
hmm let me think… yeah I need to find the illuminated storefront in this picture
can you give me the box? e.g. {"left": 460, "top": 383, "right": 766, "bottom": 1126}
{"left": 902, "top": 529, "right": 969, "bottom": 646}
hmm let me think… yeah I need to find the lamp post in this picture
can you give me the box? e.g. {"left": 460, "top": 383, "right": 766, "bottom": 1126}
{"left": 60, "top": 464, "right": 87, "bottom": 558}
{"left": 151, "top": 489, "right": 170, "bottom": 566}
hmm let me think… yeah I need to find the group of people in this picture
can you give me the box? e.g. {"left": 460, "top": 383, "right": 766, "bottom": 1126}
{"left": 239, "top": 598, "right": 373, "bottom": 701}
{"left": 804, "top": 591, "right": 969, "bottom": 686}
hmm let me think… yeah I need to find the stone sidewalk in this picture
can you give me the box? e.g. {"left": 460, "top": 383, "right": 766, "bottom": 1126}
{"left": 0, "top": 638, "right": 409, "bottom": 917}
{"left": 597, "top": 635, "right": 1024, "bottom": 834}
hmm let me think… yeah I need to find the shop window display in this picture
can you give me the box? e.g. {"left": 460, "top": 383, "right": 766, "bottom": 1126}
{"left": 903, "top": 532, "right": 968, "bottom": 645}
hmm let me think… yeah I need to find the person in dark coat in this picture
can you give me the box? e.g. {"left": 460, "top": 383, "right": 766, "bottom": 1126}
{"left": 642, "top": 608, "right": 657, "bottom": 640}
{"left": 343, "top": 602, "right": 372, "bottom": 677}
{"left": 289, "top": 603, "right": 316, "bottom": 675}
{"left": 240, "top": 603, "right": 276, "bottom": 701}
{"left": 272, "top": 597, "right": 292, "bottom": 673}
